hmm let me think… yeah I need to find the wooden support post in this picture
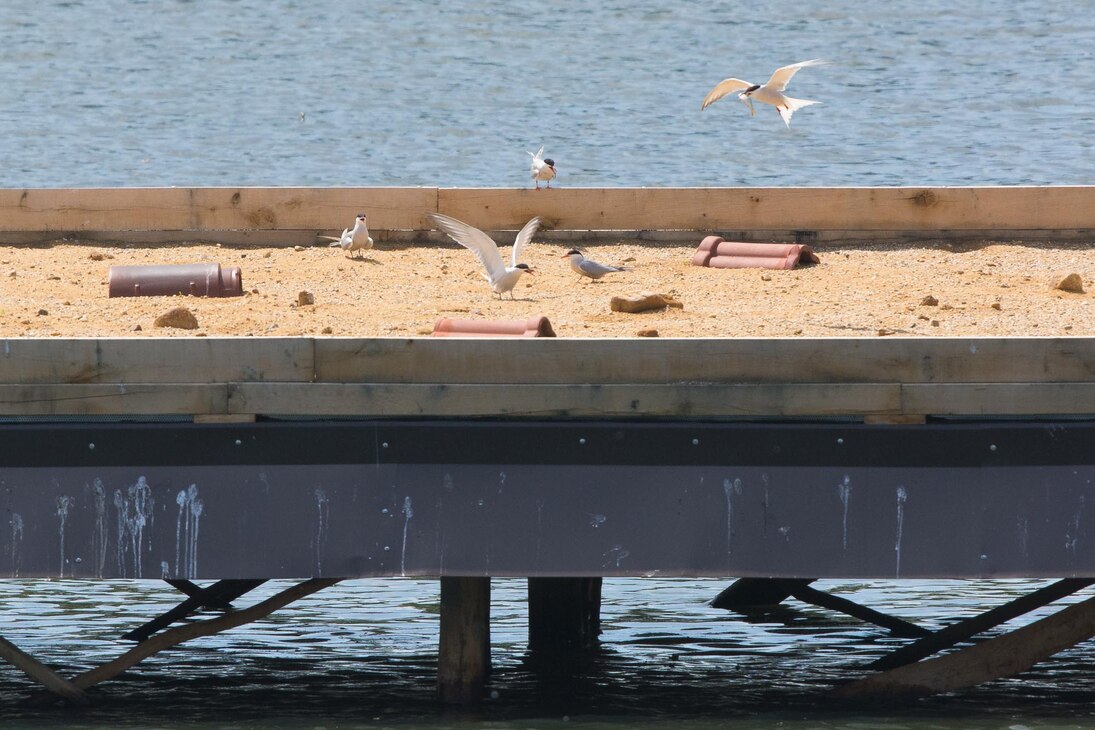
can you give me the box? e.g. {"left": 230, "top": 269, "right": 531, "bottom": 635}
{"left": 711, "top": 578, "right": 813, "bottom": 609}
{"left": 438, "top": 577, "right": 491, "bottom": 705}
{"left": 122, "top": 579, "right": 266, "bottom": 641}
{"left": 528, "top": 577, "right": 603, "bottom": 652}
{"left": 867, "top": 577, "right": 1094, "bottom": 670}
{"left": 0, "top": 636, "right": 89, "bottom": 705}
{"left": 836, "top": 592, "right": 1095, "bottom": 699}
{"left": 788, "top": 584, "right": 929, "bottom": 638}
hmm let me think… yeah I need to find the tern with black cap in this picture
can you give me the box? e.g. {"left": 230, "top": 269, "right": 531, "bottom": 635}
{"left": 702, "top": 59, "right": 827, "bottom": 127}
{"left": 321, "top": 212, "right": 373, "bottom": 259}
{"left": 429, "top": 213, "right": 543, "bottom": 299}
{"left": 528, "top": 146, "right": 557, "bottom": 190}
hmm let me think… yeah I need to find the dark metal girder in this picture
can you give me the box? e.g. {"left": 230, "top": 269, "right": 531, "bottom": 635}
{"left": 2, "top": 420, "right": 1095, "bottom": 580}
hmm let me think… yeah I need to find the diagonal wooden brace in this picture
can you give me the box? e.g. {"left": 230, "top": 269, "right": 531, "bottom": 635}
{"left": 866, "top": 578, "right": 1094, "bottom": 670}
{"left": 122, "top": 579, "right": 266, "bottom": 642}
{"left": 0, "top": 635, "right": 89, "bottom": 705}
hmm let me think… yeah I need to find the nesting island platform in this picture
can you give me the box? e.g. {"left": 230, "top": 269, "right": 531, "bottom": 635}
{"left": 1, "top": 186, "right": 1094, "bottom": 704}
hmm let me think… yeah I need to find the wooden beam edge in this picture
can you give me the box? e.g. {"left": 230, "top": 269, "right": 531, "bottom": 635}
{"left": 5, "top": 381, "right": 1092, "bottom": 418}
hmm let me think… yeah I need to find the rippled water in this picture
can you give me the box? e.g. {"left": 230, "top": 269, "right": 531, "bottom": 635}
{"left": 4, "top": 578, "right": 1095, "bottom": 727}
{"left": 0, "top": 0, "right": 1092, "bottom": 188}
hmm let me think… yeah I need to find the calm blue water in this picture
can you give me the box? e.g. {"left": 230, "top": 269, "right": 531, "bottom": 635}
{"left": 3, "top": 1, "right": 1095, "bottom": 725}
{"left": 0, "top": 0, "right": 1092, "bottom": 188}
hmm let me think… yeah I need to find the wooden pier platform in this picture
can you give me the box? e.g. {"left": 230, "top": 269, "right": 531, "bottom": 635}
{"left": 2, "top": 186, "right": 1095, "bottom": 704}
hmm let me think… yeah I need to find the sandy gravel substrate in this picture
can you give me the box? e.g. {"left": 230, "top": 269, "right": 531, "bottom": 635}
{"left": 0, "top": 238, "right": 1091, "bottom": 338}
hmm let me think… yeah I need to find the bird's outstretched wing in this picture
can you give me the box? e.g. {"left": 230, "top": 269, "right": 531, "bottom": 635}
{"left": 510, "top": 216, "right": 543, "bottom": 267}
{"left": 765, "top": 59, "right": 826, "bottom": 92}
{"left": 428, "top": 213, "right": 506, "bottom": 280}
{"left": 528, "top": 146, "right": 544, "bottom": 160}
{"left": 701, "top": 78, "right": 752, "bottom": 110}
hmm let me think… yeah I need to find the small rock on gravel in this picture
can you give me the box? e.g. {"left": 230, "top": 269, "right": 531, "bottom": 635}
{"left": 154, "top": 307, "right": 199, "bottom": 330}
{"left": 1057, "top": 273, "right": 1085, "bottom": 294}
{"left": 298, "top": 290, "right": 315, "bottom": 306}
{"left": 920, "top": 295, "right": 939, "bottom": 306}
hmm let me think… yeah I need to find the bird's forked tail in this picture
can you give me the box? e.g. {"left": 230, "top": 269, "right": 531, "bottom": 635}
{"left": 777, "top": 97, "right": 820, "bottom": 127}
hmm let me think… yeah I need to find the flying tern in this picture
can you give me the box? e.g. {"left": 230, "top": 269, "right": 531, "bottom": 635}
{"left": 528, "top": 146, "right": 557, "bottom": 190}
{"left": 321, "top": 212, "right": 373, "bottom": 258}
{"left": 428, "top": 213, "right": 543, "bottom": 299}
{"left": 701, "top": 59, "right": 827, "bottom": 127}
{"left": 561, "top": 249, "right": 626, "bottom": 282}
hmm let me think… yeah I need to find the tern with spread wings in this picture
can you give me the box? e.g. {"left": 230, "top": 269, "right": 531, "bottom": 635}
{"left": 701, "top": 59, "right": 827, "bottom": 127}
{"left": 428, "top": 213, "right": 543, "bottom": 299}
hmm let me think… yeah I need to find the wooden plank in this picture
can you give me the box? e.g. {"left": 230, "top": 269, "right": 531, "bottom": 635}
{"left": 864, "top": 415, "right": 927, "bottom": 425}
{"left": 0, "top": 188, "right": 437, "bottom": 232}
{"left": 18, "top": 381, "right": 1095, "bottom": 419}
{"left": 835, "top": 593, "right": 1095, "bottom": 699}
{"left": 438, "top": 187, "right": 1095, "bottom": 232}
{"left": 5, "top": 227, "right": 1091, "bottom": 246}
{"left": 228, "top": 382, "right": 900, "bottom": 418}
{"left": 193, "top": 414, "right": 256, "bottom": 423}
{"left": 901, "top": 384, "right": 1095, "bottom": 415}
{"left": 314, "top": 337, "right": 1095, "bottom": 386}
{"left": 2, "top": 187, "right": 1094, "bottom": 234}
{"left": 0, "top": 338, "right": 313, "bottom": 385}
{"left": 0, "top": 384, "right": 227, "bottom": 416}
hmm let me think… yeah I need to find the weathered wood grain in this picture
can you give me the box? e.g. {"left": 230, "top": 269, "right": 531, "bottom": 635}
{"left": 227, "top": 382, "right": 900, "bottom": 418}
{"left": 0, "top": 338, "right": 313, "bottom": 384}
{"left": 0, "top": 384, "right": 227, "bottom": 416}
{"left": 2, "top": 187, "right": 1094, "bottom": 234}
{"left": 437, "top": 187, "right": 1095, "bottom": 232}
{"left": 2, "top": 337, "right": 1093, "bottom": 418}
{"left": 0, "top": 188, "right": 436, "bottom": 232}
{"left": 313, "top": 337, "right": 1095, "bottom": 385}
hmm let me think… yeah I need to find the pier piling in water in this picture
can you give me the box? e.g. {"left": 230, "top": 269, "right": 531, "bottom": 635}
{"left": 438, "top": 577, "right": 492, "bottom": 705}
{"left": 528, "top": 577, "right": 603, "bottom": 652}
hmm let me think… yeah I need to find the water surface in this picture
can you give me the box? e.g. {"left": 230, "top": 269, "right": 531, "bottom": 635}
{"left": 3, "top": 578, "right": 1095, "bottom": 727}
{"left": 0, "top": 0, "right": 1092, "bottom": 187}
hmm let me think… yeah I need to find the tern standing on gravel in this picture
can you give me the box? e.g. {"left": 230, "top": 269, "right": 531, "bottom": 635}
{"left": 701, "top": 59, "right": 827, "bottom": 127}
{"left": 528, "top": 146, "right": 557, "bottom": 190}
{"left": 322, "top": 212, "right": 373, "bottom": 258}
{"left": 562, "top": 249, "right": 626, "bottom": 282}
{"left": 428, "top": 213, "right": 543, "bottom": 299}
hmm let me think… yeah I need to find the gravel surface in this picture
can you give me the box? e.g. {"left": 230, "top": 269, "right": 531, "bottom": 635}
{"left": 1, "top": 239, "right": 1091, "bottom": 338}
